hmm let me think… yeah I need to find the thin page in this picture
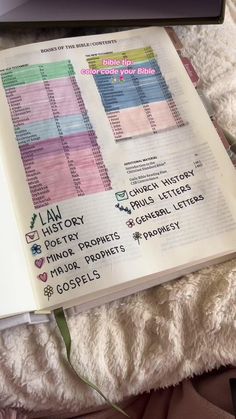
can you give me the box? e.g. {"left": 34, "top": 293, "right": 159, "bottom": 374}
{"left": 0, "top": 27, "right": 235, "bottom": 312}
{"left": 0, "top": 154, "right": 36, "bottom": 317}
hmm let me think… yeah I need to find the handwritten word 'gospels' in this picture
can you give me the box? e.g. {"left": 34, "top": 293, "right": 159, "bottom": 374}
{"left": 56, "top": 270, "right": 101, "bottom": 295}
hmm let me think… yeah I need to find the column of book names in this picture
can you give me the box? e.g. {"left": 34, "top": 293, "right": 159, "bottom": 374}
{"left": 88, "top": 47, "right": 185, "bottom": 141}
{"left": 1, "top": 61, "right": 111, "bottom": 209}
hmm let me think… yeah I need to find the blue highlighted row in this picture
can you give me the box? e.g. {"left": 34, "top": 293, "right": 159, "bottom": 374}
{"left": 15, "top": 114, "right": 92, "bottom": 145}
{"left": 93, "top": 60, "right": 172, "bottom": 112}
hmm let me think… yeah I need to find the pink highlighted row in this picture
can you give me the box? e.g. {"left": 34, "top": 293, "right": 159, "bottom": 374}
{"left": 108, "top": 101, "right": 180, "bottom": 140}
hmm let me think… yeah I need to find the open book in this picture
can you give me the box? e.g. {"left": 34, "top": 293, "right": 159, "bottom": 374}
{"left": 0, "top": 27, "right": 236, "bottom": 320}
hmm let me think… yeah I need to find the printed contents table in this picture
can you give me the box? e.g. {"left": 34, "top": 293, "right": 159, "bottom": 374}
{"left": 88, "top": 47, "right": 185, "bottom": 141}
{"left": 2, "top": 60, "right": 111, "bottom": 209}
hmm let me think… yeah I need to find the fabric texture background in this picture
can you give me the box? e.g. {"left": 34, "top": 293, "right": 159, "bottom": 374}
{"left": 0, "top": 1, "right": 236, "bottom": 417}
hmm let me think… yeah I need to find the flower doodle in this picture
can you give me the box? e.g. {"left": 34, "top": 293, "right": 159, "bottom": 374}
{"left": 133, "top": 231, "right": 142, "bottom": 245}
{"left": 126, "top": 219, "right": 135, "bottom": 228}
{"left": 44, "top": 285, "right": 54, "bottom": 301}
{"left": 31, "top": 243, "right": 42, "bottom": 256}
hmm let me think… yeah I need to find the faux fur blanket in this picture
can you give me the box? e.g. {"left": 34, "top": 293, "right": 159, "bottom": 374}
{"left": 0, "top": 1, "right": 236, "bottom": 417}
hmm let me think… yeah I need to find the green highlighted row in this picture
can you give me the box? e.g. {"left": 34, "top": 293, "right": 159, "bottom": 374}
{"left": 1, "top": 60, "right": 75, "bottom": 88}
{"left": 87, "top": 47, "right": 155, "bottom": 70}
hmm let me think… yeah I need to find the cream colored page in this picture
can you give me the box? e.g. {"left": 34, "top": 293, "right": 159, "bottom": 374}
{"left": 0, "top": 155, "right": 36, "bottom": 317}
{"left": 0, "top": 27, "right": 235, "bottom": 311}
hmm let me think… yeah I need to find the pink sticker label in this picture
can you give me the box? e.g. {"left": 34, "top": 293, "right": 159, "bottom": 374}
{"left": 180, "top": 56, "right": 199, "bottom": 86}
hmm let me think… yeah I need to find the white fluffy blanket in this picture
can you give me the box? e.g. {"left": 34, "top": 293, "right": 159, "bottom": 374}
{"left": 0, "top": 2, "right": 236, "bottom": 417}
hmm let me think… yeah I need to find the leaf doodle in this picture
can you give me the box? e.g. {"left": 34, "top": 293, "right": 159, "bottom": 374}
{"left": 30, "top": 213, "right": 37, "bottom": 230}
{"left": 115, "top": 203, "right": 132, "bottom": 215}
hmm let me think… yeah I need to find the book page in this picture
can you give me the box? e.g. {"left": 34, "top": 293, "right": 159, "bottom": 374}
{"left": 0, "top": 27, "right": 235, "bottom": 313}
{"left": 0, "top": 153, "right": 36, "bottom": 317}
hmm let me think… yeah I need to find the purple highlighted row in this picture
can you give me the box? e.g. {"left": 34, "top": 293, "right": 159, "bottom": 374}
{"left": 3, "top": 61, "right": 112, "bottom": 208}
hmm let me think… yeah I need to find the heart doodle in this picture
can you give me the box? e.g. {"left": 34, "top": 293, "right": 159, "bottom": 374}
{"left": 38, "top": 272, "right": 48, "bottom": 282}
{"left": 35, "top": 258, "right": 45, "bottom": 269}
